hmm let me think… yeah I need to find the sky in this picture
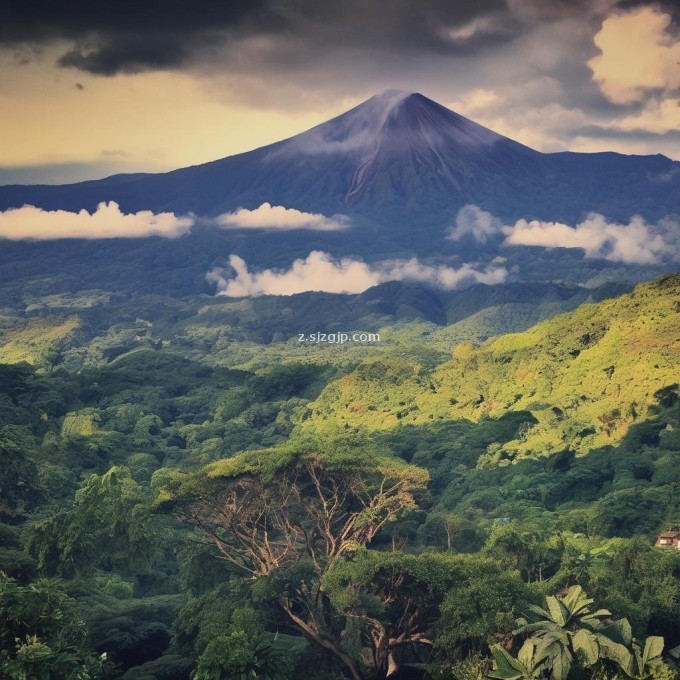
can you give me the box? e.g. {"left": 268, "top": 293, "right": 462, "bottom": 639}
{"left": 1, "top": 0, "right": 679, "bottom": 184}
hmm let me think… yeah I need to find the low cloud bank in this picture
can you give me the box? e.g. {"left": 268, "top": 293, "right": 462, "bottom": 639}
{"left": 0, "top": 201, "right": 193, "bottom": 240}
{"left": 216, "top": 203, "right": 350, "bottom": 231}
{"left": 504, "top": 215, "right": 676, "bottom": 265}
{"left": 207, "top": 251, "right": 507, "bottom": 297}
{"left": 449, "top": 205, "right": 680, "bottom": 264}
{"left": 0, "top": 200, "right": 347, "bottom": 240}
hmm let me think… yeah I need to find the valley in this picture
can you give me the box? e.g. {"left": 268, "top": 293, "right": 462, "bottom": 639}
{"left": 0, "top": 273, "right": 679, "bottom": 679}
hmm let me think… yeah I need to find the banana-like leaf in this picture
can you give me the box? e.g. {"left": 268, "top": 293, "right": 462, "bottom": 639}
{"left": 546, "top": 596, "right": 568, "bottom": 627}
{"left": 508, "top": 588, "right": 661, "bottom": 680}
{"left": 534, "top": 634, "right": 557, "bottom": 661}
{"left": 541, "top": 630, "right": 570, "bottom": 647}
{"left": 516, "top": 621, "right": 560, "bottom": 636}
{"left": 528, "top": 605, "right": 552, "bottom": 620}
{"left": 550, "top": 644, "right": 573, "bottom": 680}
{"left": 598, "top": 618, "right": 632, "bottom": 646}
{"left": 517, "top": 639, "right": 544, "bottom": 671}
{"left": 599, "top": 637, "right": 635, "bottom": 676}
{"left": 642, "top": 636, "right": 664, "bottom": 666}
{"left": 572, "top": 629, "right": 600, "bottom": 667}
{"left": 489, "top": 645, "right": 528, "bottom": 680}
{"left": 562, "top": 586, "right": 594, "bottom": 615}
{"left": 531, "top": 635, "right": 572, "bottom": 680}
{"left": 582, "top": 610, "right": 613, "bottom": 630}
{"left": 587, "top": 609, "right": 612, "bottom": 619}
{"left": 563, "top": 585, "right": 583, "bottom": 604}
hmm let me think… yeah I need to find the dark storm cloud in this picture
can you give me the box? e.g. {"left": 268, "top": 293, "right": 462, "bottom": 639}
{"left": 58, "top": 34, "right": 195, "bottom": 76}
{"left": 0, "top": 0, "right": 273, "bottom": 74}
{"left": 0, "top": 0, "right": 532, "bottom": 75}
{"left": 507, "top": 0, "right": 612, "bottom": 19}
{"left": 511, "top": 0, "right": 675, "bottom": 22}
{"left": 0, "top": 0, "right": 270, "bottom": 41}
{"left": 617, "top": 0, "right": 680, "bottom": 20}
{"left": 269, "top": 0, "right": 512, "bottom": 51}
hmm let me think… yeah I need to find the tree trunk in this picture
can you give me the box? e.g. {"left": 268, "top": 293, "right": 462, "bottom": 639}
{"left": 281, "top": 604, "right": 365, "bottom": 680}
{"left": 386, "top": 651, "right": 399, "bottom": 679}
{"left": 372, "top": 628, "right": 390, "bottom": 680}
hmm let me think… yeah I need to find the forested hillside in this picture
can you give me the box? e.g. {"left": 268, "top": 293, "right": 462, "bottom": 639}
{"left": 0, "top": 275, "right": 679, "bottom": 680}
{"left": 305, "top": 275, "right": 680, "bottom": 459}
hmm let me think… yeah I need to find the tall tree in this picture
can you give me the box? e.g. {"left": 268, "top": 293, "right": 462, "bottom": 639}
{"left": 158, "top": 439, "right": 429, "bottom": 680}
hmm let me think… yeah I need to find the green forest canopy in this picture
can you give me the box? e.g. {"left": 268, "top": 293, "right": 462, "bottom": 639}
{"left": 0, "top": 274, "right": 678, "bottom": 679}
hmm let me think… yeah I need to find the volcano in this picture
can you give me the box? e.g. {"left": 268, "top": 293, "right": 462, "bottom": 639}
{"left": 1, "top": 90, "right": 678, "bottom": 227}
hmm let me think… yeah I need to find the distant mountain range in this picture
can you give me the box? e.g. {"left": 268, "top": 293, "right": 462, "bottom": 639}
{"left": 0, "top": 91, "right": 677, "bottom": 297}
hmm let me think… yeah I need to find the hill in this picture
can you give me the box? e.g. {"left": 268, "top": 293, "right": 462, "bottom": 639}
{"left": 0, "top": 279, "right": 626, "bottom": 375}
{"left": 302, "top": 274, "right": 680, "bottom": 460}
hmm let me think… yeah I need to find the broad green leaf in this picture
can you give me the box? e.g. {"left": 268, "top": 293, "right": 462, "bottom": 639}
{"left": 588, "top": 609, "right": 612, "bottom": 618}
{"left": 563, "top": 585, "right": 594, "bottom": 619}
{"left": 550, "top": 644, "right": 573, "bottom": 680}
{"left": 642, "top": 636, "right": 664, "bottom": 666}
{"left": 546, "top": 596, "right": 567, "bottom": 627}
{"left": 518, "top": 640, "right": 537, "bottom": 669}
{"left": 516, "top": 621, "right": 560, "bottom": 636}
{"left": 528, "top": 605, "right": 552, "bottom": 620}
{"left": 599, "top": 637, "right": 634, "bottom": 675}
{"left": 598, "top": 618, "right": 632, "bottom": 646}
{"left": 572, "top": 629, "right": 599, "bottom": 667}
{"left": 564, "top": 585, "right": 583, "bottom": 600}
{"left": 489, "top": 645, "right": 527, "bottom": 680}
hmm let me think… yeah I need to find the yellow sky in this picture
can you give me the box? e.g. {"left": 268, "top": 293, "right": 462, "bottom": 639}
{"left": 0, "top": 48, "right": 349, "bottom": 171}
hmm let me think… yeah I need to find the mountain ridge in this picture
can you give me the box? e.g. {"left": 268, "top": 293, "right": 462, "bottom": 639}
{"left": 0, "top": 91, "right": 678, "bottom": 225}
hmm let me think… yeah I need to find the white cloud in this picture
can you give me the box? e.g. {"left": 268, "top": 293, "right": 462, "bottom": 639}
{"left": 449, "top": 205, "right": 680, "bottom": 265}
{"left": 216, "top": 202, "right": 350, "bottom": 231}
{"left": 503, "top": 213, "right": 679, "bottom": 264}
{"left": 207, "top": 251, "right": 508, "bottom": 297}
{"left": 0, "top": 201, "right": 193, "bottom": 240}
{"left": 588, "top": 7, "right": 680, "bottom": 105}
{"left": 207, "top": 252, "right": 377, "bottom": 296}
{"left": 380, "top": 257, "right": 508, "bottom": 290}
{"left": 448, "top": 204, "right": 504, "bottom": 243}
